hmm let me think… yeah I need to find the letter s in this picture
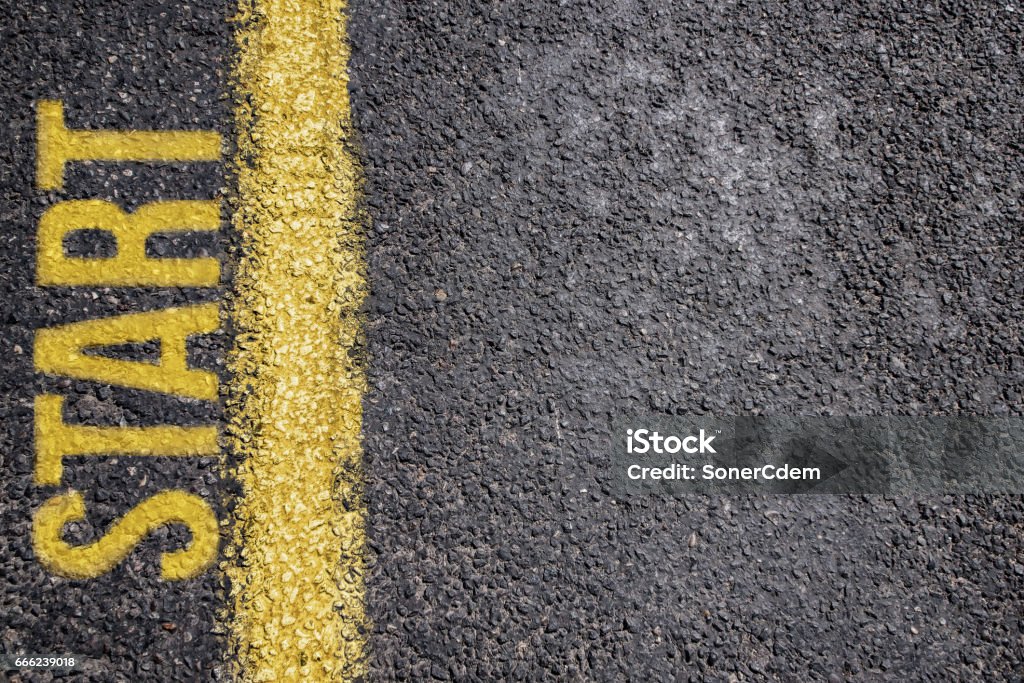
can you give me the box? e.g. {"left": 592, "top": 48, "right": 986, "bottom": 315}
{"left": 632, "top": 429, "right": 650, "bottom": 454}
{"left": 33, "top": 490, "right": 218, "bottom": 580}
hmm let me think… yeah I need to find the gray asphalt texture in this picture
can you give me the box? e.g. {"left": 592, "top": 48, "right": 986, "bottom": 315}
{"left": 351, "top": 0, "right": 1024, "bottom": 680}
{"left": 1, "top": 0, "right": 1023, "bottom": 681}
{"left": 1, "top": 1, "right": 231, "bottom": 680}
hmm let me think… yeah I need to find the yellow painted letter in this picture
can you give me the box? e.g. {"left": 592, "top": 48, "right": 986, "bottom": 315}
{"left": 36, "top": 100, "right": 221, "bottom": 190}
{"left": 34, "top": 394, "right": 218, "bottom": 486}
{"left": 33, "top": 490, "right": 218, "bottom": 580}
{"left": 38, "top": 199, "right": 220, "bottom": 286}
{"left": 34, "top": 304, "right": 219, "bottom": 400}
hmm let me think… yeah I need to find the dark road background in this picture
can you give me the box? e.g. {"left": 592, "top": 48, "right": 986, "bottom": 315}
{"left": 2, "top": 0, "right": 1023, "bottom": 680}
{"left": 1, "top": 1, "right": 231, "bottom": 680}
{"left": 352, "top": 1, "right": 1023, "bottom": 680}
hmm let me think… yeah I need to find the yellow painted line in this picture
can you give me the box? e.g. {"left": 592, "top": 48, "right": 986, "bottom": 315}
{"left": 225, "top": 0, "right": 368, "bottom": 681}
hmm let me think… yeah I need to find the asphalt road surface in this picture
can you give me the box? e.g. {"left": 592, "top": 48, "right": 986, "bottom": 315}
{"left": 2, "top": 0, "right": 1024, "bottom": 681}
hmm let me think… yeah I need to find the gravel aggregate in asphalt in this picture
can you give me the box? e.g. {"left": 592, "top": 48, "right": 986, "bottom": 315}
{"left": 0, "top": 0, "right": 1022, "bottom": 680}
{"left": 1, "top": 2, "right": 231, "bottom": 680}
{"left": 351, "top": 1, "right": 1023, "bottom": 679}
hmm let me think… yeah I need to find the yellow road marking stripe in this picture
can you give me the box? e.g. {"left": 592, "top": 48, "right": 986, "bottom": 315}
{"left": 225, "top": 0, "right": 368, "bottom": 680}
